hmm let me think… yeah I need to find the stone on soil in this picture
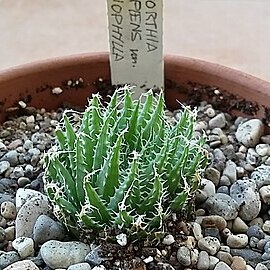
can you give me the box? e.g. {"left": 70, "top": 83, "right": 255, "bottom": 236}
{"left": 40, "top": 240, "right": 90, "bottom": 269}
{"left": 235, "top": 119, "right": 264, "bottom": 147}
{"left": 203, "top": 193, "right": 238, "bottom": 220}
{"left": 0, "top": 161, "right": 10, "bottom": 174}
{"left": 15, "top": 196, "right": 50, "bottom": 238}
{"left": 251, "top": 165, "right": 270, "bottom": 188}
{"left": 177, "top": 246, "right": 191, "bottom": 266}
{"left": 67, "top": 262, "right": 91, "bottom": 270}
{"left": 1, "top": 201, "right": 16, "bottom": 219}
{"left": 214, "top": 261, "right": 231, "bottom": 270}
{"left": 227, "top": 234, "right": 248, "bottom": 248}
{"left": 198, "top": 236, "right": 220, "bottom": 255}
{"left": 230, "top": 179, "right": 261, "bottom": 221}
{"left": 197, "top": 250, "right": 210, "bottom": 270}
{"left": 33, "top": 214, "right": 66, "bottom": 245}
{"left": 12, "top": 237, "right": 34, "bottom": 258}
{"left": 0, "top": 251, "right": 20, "bottom": 269}
{"left": 3, "top": 259, "right": 39, "bottom": 270}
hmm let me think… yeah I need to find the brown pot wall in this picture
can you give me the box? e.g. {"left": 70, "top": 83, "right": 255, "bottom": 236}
{"left": 0, "top": 52, "right": 269, "bottom": 124}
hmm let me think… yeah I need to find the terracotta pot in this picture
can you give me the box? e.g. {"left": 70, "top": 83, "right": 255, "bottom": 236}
{"left": 0, "top": 52, "right": 269, "bottom": 125}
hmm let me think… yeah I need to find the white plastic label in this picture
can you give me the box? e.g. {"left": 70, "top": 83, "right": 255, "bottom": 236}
{"left": 107, "top": 0, "right": 164, "bottom": 98}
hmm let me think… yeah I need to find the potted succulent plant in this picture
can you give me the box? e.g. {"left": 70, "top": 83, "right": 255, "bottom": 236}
{"left": 0, "top": 53, "right": 270, "bottom": 270}
{"left": 0, "top": 1, "right": 270, "bottom": 269}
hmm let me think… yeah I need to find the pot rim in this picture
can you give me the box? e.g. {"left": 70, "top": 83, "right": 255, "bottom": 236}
{"left": 0, "top": 52, "right": 269, "bottom": 93}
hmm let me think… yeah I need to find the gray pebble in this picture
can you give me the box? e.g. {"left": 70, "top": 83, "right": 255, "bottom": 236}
{"left": 192, "top": 222, "right": 203, "bottom": 241}
{"left": 257, "top": 238, "right": 268, "bottom": 251}
{"left": 197, "top": 250, "right": 210, "bottom": 270}
{"left": 209, "top": 256, "right": 219, "bottom": 270}
{"left": 1, "top": 150, "right": 19, "bottom": 166}
{"left": 16, "top": 196, "right": 50, "bottom": 238}
{"left": 262, "top": 220, "right": 270, "bottom": 233}
{"left": 249, "top": 236, "right": 259, "bottom": 248}
{"left": 85, "top": 246, "right": 104, "bottom": 267}
{"left": 227, "top": 234, "right": 248, "bottom": 248}
{"left": 209, "top": 113, "right": 226, "bottom": 129}
{"left": 232, "top": 217, "right": 248, "bottom": 233}
{"left": 262, "top": 252, "right": 270, "bottom": 260}
{"left": 40, "top": 240, "right": 90, "bottom": 269}
{"left": 23, "top": 140, "right": 34, "bottom": 150}
{"left": 16, "top": 188, "right": 47, "bottom": 210}
{"left": 203, "top": 193, "right": 238, "bottom": 220}
{"left": 1, "top": 201, "right": 16, "bottom": 219}
{"left": 213, "top": 149, "right": 226, "bottom": 171}
{"left": 11, "top": 167, "right": 24, "bottom": 179}
{"left": 216, "top": 251, "right": 232, "bottom": 265}
{"left": 230, "top": 249, "right": 261, "bottom": 267}
{"left": 219, "top": 176, "right": 231, "bottom": 186}
{"left": 0, "top": 227, "right": 6, "bottom": 242}
{"left": 0, "top": 161, "right": 10, "bottom": 174}
{"left": 264, "top": 241, "right": 270, "bottom": 253}
{"left": 12, "top": 236, "right": 35, "bottom": 258}
{"left": 251, "top": 165, "right": 270, "bottom": 188}
{"left": 247, "top": 225, "right": 265, "bottom": 239}
{"left": 18, "top": 177, "right": 31, "bottom": 187}
{"left": 204, "top": 228, "right": 221, "bottom": 241}
{"left": 5, "top": 226, "right": 15, "bottom": 241}
{"left": 198, "top": 236, "right": 220, "bottom": 255}
{"left": 230, "top": 179, "right": 261, "bottom": 221}
{"left": 255, "top": 263, "right": 268, "bottom": 270}
{"left": 204, "top": 167, "right": 220, "bottom": 186}
{"left": 24, "top": 164, "right": 34, "bottom": 178}
{"left": 256, "top": 144, "right": 270, "bottom": 156}
{"left": 201, "top": 178, "right": 216, "bottom": 197}
{"left": 223, "top": 160, "right": 237, "bottom": 183}
{"left": 67, "top": 263, "right": 91, "bottom": 270}
{"left": 214, "top": 261, "right": 231, "bottom": 270}
{"left": 217, "top": 186, "right": 229, "bottom": 195}
{"left": 177, "top": 246, "right": 191, "bottom": 266}
{"left": 33, "top": 214, "right": 66, "bottom": 245}
{"left": 0, "top": 251, "right": 20, "bottom": 269}
{"left": 235, "top": 119, "right": 264, "bottom": 147}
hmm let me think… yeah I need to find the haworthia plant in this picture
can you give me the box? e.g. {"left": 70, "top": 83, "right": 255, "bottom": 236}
{"left": 44, "top": 87, "right": 208, "bottom": 239}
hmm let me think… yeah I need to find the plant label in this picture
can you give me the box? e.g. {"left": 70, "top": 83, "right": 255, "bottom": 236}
{"left": 107, "top": 0, "right": 164, "bottom": 98}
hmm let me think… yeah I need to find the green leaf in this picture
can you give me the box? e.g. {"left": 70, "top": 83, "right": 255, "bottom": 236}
{"left": 89, "top": 94, "right": 103, "bottom": 136}
{"left": 55, "top": 129, "right": 66, "bottom": 150}
{"left": 142, "top": 92, "right": 164, "bottom": 140}
{"left": 52, "top": 156, "right": 79, "bottom": 205}
{"left": 108, "top": 152, "right": 139, "bottom": 211}
{"left": 170, "top": 191, "right": 189, "bottom": 211}
{"left": 55, "top": 197, "right": 78, "bottom": 216}
{"left": 75, "top": 137, "right": 86, "bottom": 203}
{"left": 96, "top": 129, "right": 126, "bottom": 201}
{"left": 84, "top": 179, "right": 112, "bottom": 223}
{"left": 63, "top": 114, "right": 76, "bottom": 175}
{"left": 139, "top": 168, "right": 162, "bottom": 213}
{"left": 125, "top": 101, "right": 140, "bottom": 150}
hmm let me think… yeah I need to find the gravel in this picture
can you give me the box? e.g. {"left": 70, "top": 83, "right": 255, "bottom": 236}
{"left": 0, "top": 92, "right": 269, "bottom": 269}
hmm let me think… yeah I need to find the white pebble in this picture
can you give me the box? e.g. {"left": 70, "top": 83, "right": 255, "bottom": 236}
{"left": 143, "top": 256, "right": 154, "bottom": 264}
{"left": 205, "top": 108, "right": 216, "bottom": 118}
{"left": 26, "top": 115, "right": 35, "bottom": 124}
{"left": 259, "top": 185, "right": 270, "bottom": 204}
{"left": 162, "top": 234, "right": 175, "bottom": 245}
{"left": 116, "top": 233, "right": 127, "bottom": 246}
{"left": 18, "top": 100, "right": 27, "bottom": 108}
{"left": 52, "top": 87, "right": 63, "bottom": 95}
{"left": 12, "top": 237, "right": 35, "bottom": 258}
{"left": 1, "top": 201, "right": 16, "bottom": 219}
